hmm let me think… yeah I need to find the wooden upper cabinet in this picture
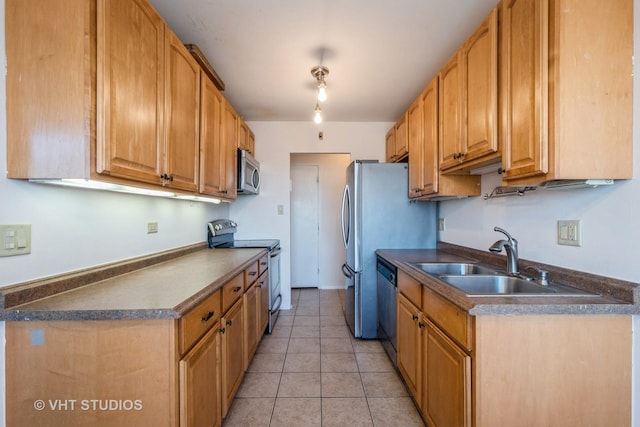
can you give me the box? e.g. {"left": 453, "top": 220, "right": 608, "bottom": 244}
{"left": 501, "top": 0, "right": 633, "bottom": 184}
{"left": 440, "top": 6, "right": 498, "bottom": 172}
{"left": 200, "top": 74, "right": 226, "bottom": 196}
{"left": 164, "top": 29, "right": 200, "bottom": 192}
{"left": 407, "top": 95, "right": 424, "bottom": 197}
{"left": 97, "top": 0, "right": 166, "bottom": 184}
{"left": 238, "top": 120, "right": 255, "bottom": 156}
{"left": 500, "top": 0, "right": 548, "bottom": 181}
{"left": 394, "top": 113, "right": 409, "bottom": 161}
{"left": 385, "top": 127, "right": 396, "bottom": 162}
{"left": 222, "top": 102, "right": 239, "bottom": 199}
{"left": 460, "top": 7, "right": 499, "bottom": 166}
{"left": 415, "top": 79, "right": 439, "bottom": 197}
{"left": 438, "top": 53, "right": 462, "bottom": 171}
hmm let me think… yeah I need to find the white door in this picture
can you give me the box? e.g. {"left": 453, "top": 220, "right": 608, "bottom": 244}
{"left": 290, "top": 164, "right": 319, "bottom": 288}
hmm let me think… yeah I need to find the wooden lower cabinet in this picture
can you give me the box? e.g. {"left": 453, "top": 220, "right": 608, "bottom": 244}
{"left": 180, "top": 325, "right": 221, "bottom": 427}
{"left": 396, "top": 293, "right": 422, "bottom": 401}
{"left": 221, "top": 298, "right": 245, "bottom": 417}
{"left": 395, "top": 272, "right": 633, "bottom": 427}
{"left": 5, "top": 261, "right": 267, "bottom": 426}
{"left": 422, "top": 318, "right": 470, "bottom": 427}
{"left": 243, "top": 281, "right": 259, "bottom": 369}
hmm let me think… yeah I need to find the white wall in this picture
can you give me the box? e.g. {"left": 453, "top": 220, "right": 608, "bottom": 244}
{"left": 229, "top": 122, "right": 390, "bottom": 309}
{"left": 290, "top": 153, "right": 352, "bottom": 289}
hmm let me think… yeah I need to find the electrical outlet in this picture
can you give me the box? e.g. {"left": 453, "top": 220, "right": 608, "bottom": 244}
{"left": 147, "top": 222, "right": 158, "bottom": 234}
{"left": 557, "top": 220, "right": 581, "bottom": 246}
{"left": 438, "top": 218, "right": 446, "bottom": 232}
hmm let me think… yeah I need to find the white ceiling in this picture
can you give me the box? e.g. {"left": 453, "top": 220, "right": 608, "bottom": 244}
{"left": 149, "top": 0, "right": 498, "bottom": 122}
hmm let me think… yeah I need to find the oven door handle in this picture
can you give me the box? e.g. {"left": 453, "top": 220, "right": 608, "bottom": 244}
{"left": 270, "top": 294, "right": 282, "bottom": 313}
{"left": 270, "top": 248, "right": 281, "bottom": 257}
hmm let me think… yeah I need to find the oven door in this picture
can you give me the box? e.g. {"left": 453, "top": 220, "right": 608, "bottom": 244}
{"left": 237, "top": 149, "right": 260, "bottom": 194}
{"left": 267, "top": 246, "right": 281, "bottom": 333}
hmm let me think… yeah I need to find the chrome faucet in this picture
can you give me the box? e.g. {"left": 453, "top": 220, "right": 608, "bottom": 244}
{"left": 489, "top": 227, "right": 519, "bottom": 275}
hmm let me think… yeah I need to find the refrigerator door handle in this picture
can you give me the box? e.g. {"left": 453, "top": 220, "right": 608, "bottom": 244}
{"left": 341, "top": 184, "right": 350, "bottom": 248}
{"left": 341, "top": 263, "right": 355, "bottom": 279}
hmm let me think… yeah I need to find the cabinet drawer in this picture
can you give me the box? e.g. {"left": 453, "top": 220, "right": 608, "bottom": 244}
{"left": 422, "top": 286, "right": 473, "bottom": 351}
{"left": 179, "top": 290, "right": 221, "bottom": 355}
{"left": 398, "top": 270, "right": 422, "bottom": 308}
{"left": 222, "top": 273, "right": 244, "bottom": 313}
{"left": 245, "top": 261, "right": 260, "bottom": 286}
{"left": 258, "top": 254, "right": 268, "bottom": 276}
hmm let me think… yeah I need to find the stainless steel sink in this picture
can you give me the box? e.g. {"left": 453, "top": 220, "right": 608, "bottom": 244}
{"left": 438, "top": 274, "right": 597, "bottom": 297}
{"left": 409, "top": 262, "right": 498, "bottom": 276}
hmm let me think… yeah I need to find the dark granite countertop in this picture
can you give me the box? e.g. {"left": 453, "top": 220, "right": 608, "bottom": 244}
{"left": 377, "top": 242, "right": 640, "bottom": 315}
{"left": 0, "top": 245, "right": 266, "bottom": 321}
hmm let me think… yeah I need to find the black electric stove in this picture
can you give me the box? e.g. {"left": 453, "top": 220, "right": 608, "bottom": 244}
{"left": 207, "top": 219, "right": 281, "bottom": 333}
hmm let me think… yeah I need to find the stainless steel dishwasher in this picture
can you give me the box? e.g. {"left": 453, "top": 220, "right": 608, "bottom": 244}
{"left": 376, "top": 256, "right": 397, "bottom": 366}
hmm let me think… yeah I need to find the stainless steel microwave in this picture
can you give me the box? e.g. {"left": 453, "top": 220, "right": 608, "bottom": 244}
{"left": 237, "top": 149, "right": 260, "bottom": 195}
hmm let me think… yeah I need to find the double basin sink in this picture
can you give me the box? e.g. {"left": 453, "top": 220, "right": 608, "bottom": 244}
{"left": 408, "top": 262, "right": 596, "bottom": 297}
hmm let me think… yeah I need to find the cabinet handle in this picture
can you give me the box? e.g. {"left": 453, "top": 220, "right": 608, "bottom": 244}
{"left": 412, "top": 314, "right": 419, "bottom": 321}
{"left": 248, "top": 271, "right": 257, "bottom": 276}
{"left": 220, "top": 190, "right": 228, "bottom": 194}
{"left": 201, "top": 311, "right": 215, "bottom": 322}
{"left": 233, "top": 286, "right": 242, "bottom": 293}
{"left": 260, "top": 262, "right": 268, "bottom": 266}
{"left": 226, "top": 320, "right": 233, "bottom": 326}
{"left": 418, "top": 322, "right": 425, "bottom": 328}
{"left": 498, "top": 167, "right": 507, "bottom": 175}
{"left": 160, "top": 173, "right": 174, "bottom": 182}
{"left": 219, "top": 327, "right": 226, "bottom": 334}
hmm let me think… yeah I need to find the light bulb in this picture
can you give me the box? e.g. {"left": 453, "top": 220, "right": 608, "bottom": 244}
{"left": 317, "top": 82, "right": 327, "bottom": 102}
{"left": 313, "top": 103, "right": 322, "bottom": 124}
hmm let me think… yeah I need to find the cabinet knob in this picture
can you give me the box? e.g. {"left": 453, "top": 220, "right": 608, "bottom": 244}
{"left": 418, "top": 322, "right": 425, "bottom": 329}
{"left": 201, "top": 311, "right": 215, "bottom": 322}
{"left": 233, "top": 286, "right": 242, "bottom": 293}
{"left": 498, "top": 167, "right": 507, "bottom": 175}
{"left": 412, "top": 314, "right": 419, "bottom": 321}
{"left": 226, "top": 320, "right": 233, "bottom": 326}
{"left": 248, "top": 271, "right": 257, "bottom": 276}
{"left": 160, "top": 173, "right": 174, "bottom": 182}
{"left": 219, "top": 327, "right": 226, "bottom": 334}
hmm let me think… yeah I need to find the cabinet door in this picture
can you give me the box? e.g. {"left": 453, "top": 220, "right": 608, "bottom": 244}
{"left": 438, "top": 53, "right": 462, "bottom": 170}
{"left": 164, "top": 29, "right": 200, "bottom": 191}
{"left": 461, "top": 7, "right": 498, "bottom": 163}
{"left": 247, "top": 129, "right": 256, "bottom": 157}
{"left": 420, "top": 78, "right": 439, "bottom": 196}
{"left": 422, "top": 319, "right": 471, "bottom": 427}
{"left": 385, "top": 127, "right": 396, "bottom": 162}
{"left": 97, "top": 0, "right": 165, "bottom": 184}
{"left": 179, "top": 325, "right": 221, "bottom": 427}
{"left": 257, "top": 271, "right": 270, "bottom": 335}
{"left": 243, "top": 282, "right": 259, "bottom": 369}
{"left": 500, "top": 0, "right": 549, "bottom": 181}
{"left": 222, "top": 102, "right": 238, "bottom": 199}
{"left": 407, "top": 95, "right": 424, "bottom": 197}
{"left": 199, "top": 75, "right": 226, "bottom": 196}
{"left": 221, "top": 298, "right": 244, "bottom": 417}
{"left": 238, "top": 120, "right": 249, "bottom": 153}
{"left": 397, "top": 293, "right": 422, "bottom": 401}
{"left": 394, "top": 113, "right": 409, "bottom": 160}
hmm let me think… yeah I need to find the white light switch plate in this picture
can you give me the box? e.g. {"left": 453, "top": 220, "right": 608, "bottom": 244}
{"left": 0, "top": 224, "right": 32, "bottom": 256}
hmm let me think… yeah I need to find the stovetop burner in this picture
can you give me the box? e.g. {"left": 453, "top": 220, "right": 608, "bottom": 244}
{"left": 207, "top": 219, "right": 280, "bottom": 250}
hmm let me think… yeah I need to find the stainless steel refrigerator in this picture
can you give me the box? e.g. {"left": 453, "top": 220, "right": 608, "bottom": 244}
{"left": 341, "top": 161, "right": 437, "bottom": 338}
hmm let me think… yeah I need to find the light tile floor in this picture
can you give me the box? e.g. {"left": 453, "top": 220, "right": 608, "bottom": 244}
{"left": 223, "top": 288, "right": 425, "bottom": 426}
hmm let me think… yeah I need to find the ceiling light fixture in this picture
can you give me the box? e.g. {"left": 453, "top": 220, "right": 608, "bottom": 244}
{"left": 313, "top": 102, "right": 323, "bottom": 124}
{"left": 311, "top": 65, "right": 329, "bottom": 102}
